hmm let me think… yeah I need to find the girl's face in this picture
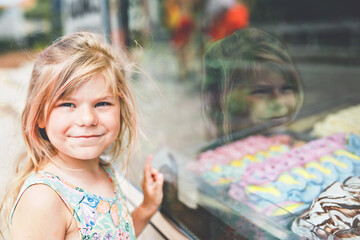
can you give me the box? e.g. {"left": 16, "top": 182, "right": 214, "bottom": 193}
{"left": 43, "top": 75, "right": 121, "bottom": 163}
{"left": 246, "top": 69, "right": 297, "bottom": 124}
{"left": 226, "top": 68, "right": 297, "bottom": 130}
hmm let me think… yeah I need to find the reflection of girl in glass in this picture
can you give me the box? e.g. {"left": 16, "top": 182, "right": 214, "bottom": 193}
{"left": 203, "top": 27, "right": 303, "bottom": 137}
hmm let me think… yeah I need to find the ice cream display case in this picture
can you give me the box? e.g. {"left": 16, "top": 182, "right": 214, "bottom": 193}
{"left": 149, "top": 27, "right": 360, "bottom": 240}
{"left": 153, "top": 132, "right": 360, "bottom": 239}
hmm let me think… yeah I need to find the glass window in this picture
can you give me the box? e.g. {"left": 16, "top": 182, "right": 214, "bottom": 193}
{"left": 126, "top": 0, "right": 360, "bottom": 239}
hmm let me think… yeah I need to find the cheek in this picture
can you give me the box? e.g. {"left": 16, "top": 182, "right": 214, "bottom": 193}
{"left": 105, "top": 111, "right": 121, "bottom": 137}
{"left": 247, "top": 97, "right": 267, "bottom": 112}
{"left": 280, "top": 93, "right": 297, "bottom": 110}
{"left": 46, "top": 111, "right": 68, "bottom": 133}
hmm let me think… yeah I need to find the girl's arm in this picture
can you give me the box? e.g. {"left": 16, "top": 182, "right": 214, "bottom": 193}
{"left": 11, "top": 184, "right": 71, "bottom": 240}
{"left": 131, "top": 155, "right": 164, "bottom": 237}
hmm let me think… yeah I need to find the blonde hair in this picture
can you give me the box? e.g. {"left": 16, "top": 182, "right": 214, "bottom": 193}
{"left": 0, "top": 32, "right": 137, "bottom": 236}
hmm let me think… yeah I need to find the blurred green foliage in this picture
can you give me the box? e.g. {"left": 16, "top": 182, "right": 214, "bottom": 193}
{"left": 26, "top": 32, "right": 51, "bottom": 50}
{"left": 0, "top": 33, "right": 51, "bottom": 54}
{"left": 24, "top": 0, "right": 52, "bottom": 51}
{"left": 24, "top": 0, "right": 51, "bottom": 20}
{"left": 0, "top": 0, "right": 52, "bottom": 54}
{"left": 0, "top": 39, "right": 19, "bottom": 53}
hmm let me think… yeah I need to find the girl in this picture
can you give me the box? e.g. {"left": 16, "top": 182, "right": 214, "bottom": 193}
{"left": 0, "top": 32, "right": 164, "bottom": 239}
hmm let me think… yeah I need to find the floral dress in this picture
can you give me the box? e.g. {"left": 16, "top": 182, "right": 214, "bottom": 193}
{"left": 10, "top": 164, "right": 136, "bottom": 240}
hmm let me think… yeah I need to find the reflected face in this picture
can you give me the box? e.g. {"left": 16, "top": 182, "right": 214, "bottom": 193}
{"left": 227, "top": 69, "right": 297, "bottom": 127}
{"left": 247, "top": 70, "right": 297, "bottom": 123}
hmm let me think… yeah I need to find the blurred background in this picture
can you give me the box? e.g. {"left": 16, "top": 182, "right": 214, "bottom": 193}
{"left": 1, "top": 0, "right": 360, "bottom": 238}
{"left": 2, "top": 0, "right": 360, "bottom": 181}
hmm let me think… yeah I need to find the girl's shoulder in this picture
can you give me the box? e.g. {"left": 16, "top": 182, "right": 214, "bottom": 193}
{"left": 10, "top": 178, "right": 72, "bottom": 239}
{"left": 12, "top": 183, "right": 69, "bottom": 222}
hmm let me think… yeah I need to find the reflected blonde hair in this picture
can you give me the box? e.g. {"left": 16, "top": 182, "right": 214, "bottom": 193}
{"left": 0, "top": 32, "right": 137, "bottom": 235}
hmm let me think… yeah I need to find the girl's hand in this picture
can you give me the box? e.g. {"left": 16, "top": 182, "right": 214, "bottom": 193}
{"left": 141, "top": 155, "right": 164, "bottom": 215}
{"left": 132, "top": 155, "right": 164, "bottom": 236}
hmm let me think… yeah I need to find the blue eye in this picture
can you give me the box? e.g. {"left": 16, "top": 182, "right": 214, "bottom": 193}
{"left": 95, "top": 102, "right": 111, "bottom": 107}
{"left": 59, "top": 103, "right": 75, "bottom": 107}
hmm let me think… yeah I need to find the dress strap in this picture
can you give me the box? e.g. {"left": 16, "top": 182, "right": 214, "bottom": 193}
{"left": 102, "top": 164, "right": 135, "bottom": 225}
{"left": 102, "top": 164, "right": 127, "bottom": 200}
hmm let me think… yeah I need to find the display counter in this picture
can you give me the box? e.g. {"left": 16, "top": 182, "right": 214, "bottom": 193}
{"left": 153, "top": 112, "right": 360, "bottom": 240}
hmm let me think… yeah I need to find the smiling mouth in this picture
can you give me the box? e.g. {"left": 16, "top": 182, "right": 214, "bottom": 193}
{"left": 72, "top": 134, "right": 104, "bottom": 138}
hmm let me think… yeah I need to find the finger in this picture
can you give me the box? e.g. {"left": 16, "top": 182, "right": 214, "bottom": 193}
{"left": 155, "top": 173, "right": 164, "bottom": 190}
{"left": 150, "top": 167, "right": 159, "bottom": 174}
{"left": 145, "top": 154, "right": 153, "bottom": 166}
{"left": 150, "top": 167, "right": 159, "bottom": 182}
{"left": 144, "top": 155, "right": 153, "bottom": 183}
{"left": 157, "top": 173, "right": 164, "bottom": 184}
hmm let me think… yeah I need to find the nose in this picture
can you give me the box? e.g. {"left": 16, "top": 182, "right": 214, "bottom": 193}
{"left": 76, "top": 105, "right": 98, "bottom": 126}
{"left": 271, "top": 88, "right": 282, "bottom": 98}
{"left": 268, "top": 99, "right": 288, "bottom": 116}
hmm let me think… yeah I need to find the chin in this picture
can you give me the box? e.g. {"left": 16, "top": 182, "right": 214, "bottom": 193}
{"left": 70, "top": 149, "right": 105, "bottom": 161}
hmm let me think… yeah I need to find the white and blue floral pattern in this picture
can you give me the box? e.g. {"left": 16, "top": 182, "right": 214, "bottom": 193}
{"left": 11, "top": 164, "right": 136, "bottom": 240}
